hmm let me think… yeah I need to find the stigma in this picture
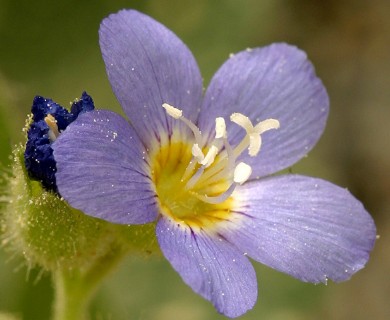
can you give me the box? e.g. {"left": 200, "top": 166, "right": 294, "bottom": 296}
{"left": 161, "top": 103, "right": 279, "bottom": 205}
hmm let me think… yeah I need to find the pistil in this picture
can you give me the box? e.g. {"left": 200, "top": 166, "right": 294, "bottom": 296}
{"left": 193, "top": 162, "right": 252, "bottom": 204}
{"left": 231, "top": 113, "right": 280, "bottom": 157}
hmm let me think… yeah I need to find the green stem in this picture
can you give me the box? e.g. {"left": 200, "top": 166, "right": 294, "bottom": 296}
{"left": 52, "top": 244, "right": 127, "bottom": 320}
{"left": 52, "top": 270, "right": 91, "bottom": 320}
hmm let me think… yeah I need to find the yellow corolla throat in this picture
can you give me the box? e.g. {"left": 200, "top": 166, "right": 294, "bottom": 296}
{"left": 151, "top": 141, "right": 234, "bottom": 229}
{"left": 151, "top": 103, "right": 280, "bottom": 230}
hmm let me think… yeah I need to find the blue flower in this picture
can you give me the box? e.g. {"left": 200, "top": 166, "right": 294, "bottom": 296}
{"left": 52, "top": 10, "right": 376, "bottom": 318}
{"left": 25, "top": 92, "right": 94, "bottom": 191}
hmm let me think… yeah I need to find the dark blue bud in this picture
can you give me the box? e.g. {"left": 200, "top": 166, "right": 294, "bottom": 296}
{"left": 24, "top": 92, "right": 95, "bottom": 192}
{"left": 70, "top": 91, "right": 95, "bottom": 119}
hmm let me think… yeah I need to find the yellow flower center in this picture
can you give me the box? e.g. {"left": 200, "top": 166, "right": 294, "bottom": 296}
{"left": 151, "top": 141, "right": 233, "bottom": 229}
{"left": 151, "top": 103, "right": 280, "bottom": 230}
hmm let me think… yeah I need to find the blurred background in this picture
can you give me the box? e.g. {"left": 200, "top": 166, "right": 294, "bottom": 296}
{"left": 0, "top": 0, "right": 389, "bottom": 319}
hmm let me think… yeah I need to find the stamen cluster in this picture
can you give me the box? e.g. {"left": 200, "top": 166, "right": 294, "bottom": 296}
{"left": 162, "top": 103, "right": 280, "bottom": 204}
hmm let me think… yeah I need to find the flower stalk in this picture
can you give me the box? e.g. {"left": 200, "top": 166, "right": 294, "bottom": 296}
{"left": 53, "top": 243, "right": 127, "bottom": 320}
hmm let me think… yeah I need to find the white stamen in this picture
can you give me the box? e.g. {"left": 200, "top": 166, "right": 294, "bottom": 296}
{"left": 186, "top": 166, "right": 205, "bottom": 190}
{"left": 215, "top": 117, "right": 226, "bottom": 139}
{"left": 195, "top": 136, "right": 235, "bottom": 186}
{"left": 233, "top": 162, "right": 252, "bottom": 184}
{"left": 192, "top": 144, "right": 219, "bottom": 168}
{"left": 186, "top": 144, "right": 219, "bottom": 189}
{"left": 193, "top": 183, "right": 236, "bottom": 204}
{"left": 181, "top": 159, "right": 197, "bottom": 182}
{"left": 162, "top": 103, "right": 182, "bottom": 119}
{"left": 192, "top": 144, "right": 204, "bottom": 162}
{"left": 162, "top": 103, "right": 203, "bottom": 146}
{"left": 44, "top": 114, "right": 60, "bottom": 142}
{"left": 201, "top": 145, "right": 218, "bottom": 167}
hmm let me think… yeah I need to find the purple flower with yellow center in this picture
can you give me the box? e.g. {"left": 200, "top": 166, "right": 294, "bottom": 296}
{"left": 52, "top": 10, "right": 376, "bottom": 318}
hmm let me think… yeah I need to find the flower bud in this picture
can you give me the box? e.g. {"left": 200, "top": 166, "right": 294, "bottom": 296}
{"left": 1, "top": 93, "right": 162, "bottom": 271}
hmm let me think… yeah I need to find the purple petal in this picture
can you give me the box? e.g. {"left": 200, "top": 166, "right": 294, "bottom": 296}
{"left": 199, "top": 43, "right": 329, "bottom": 178}
{"left": 99, "top": 10, "right": 203, "bottom": 147}
{"left": 157, "top": 216, "right": 257, "bottom": 318}
{"left": 219, "top": 175, "right": 376, "bottom": 283}
{"left": 53, "top": 110, "right": 158, "bottom": 224}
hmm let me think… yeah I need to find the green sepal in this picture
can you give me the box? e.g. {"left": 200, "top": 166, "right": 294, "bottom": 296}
{"left": 2, "top": 144, "right": 117, "bottom": 271}
{"left": 2, "top": 142, "right": 162, "bottom": 271}
{"left": 115, "top": 222, "right": 160, "bottom": 256}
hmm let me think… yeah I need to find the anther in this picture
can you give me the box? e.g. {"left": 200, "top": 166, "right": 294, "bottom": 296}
{"left": 44, "top": 114, "right": 60, "bottom": 142}
{"left": 201, "top": 145, "right": 219, "bottom": 167}
{"left": 162, "top": 103, "right": 202, "bottom": 145}
{"left": 186, "top": 145, "right": 219, "bottom": 189}
{"left": 215, "top": 117, "right": 226, "bottom": 139}
{"left": 162, "top": 103, "right": 182, "bottom": 119}
{"left": 192, "top": 144, "right": 218, "bottom": 168}
{"left": 233, "top": 162, "right": 252, "bottom": 184}
{"left": 192, "top": 144, "right": 204, "bottom": 162}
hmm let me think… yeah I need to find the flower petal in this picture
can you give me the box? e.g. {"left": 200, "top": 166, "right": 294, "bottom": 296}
{"left": 157, "top": 216, "right": 257, "bottom": 318}
{"left": 199, "top": 43, "right": 329, "bottom": 177}
{"left": 219, "top": 175, "right": 376, "bottom": 283}
{"left": 99, "top": 10, "right": 203, "bottom": 148}
{"left": 53, "top": 110, "right": 158, "bottom": 224}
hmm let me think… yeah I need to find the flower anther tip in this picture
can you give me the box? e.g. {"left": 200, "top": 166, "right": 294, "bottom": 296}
{"left": 215, "top": 117, "right": 226, "bottom": 139}
{"left": 192, "top": 143, "right": 204, "bottom": 162}
{"left": 44, "top": 114, "right": 60, "bottom": 142}
{"left": 162, "top": 103, "right": 182, "bottom": 119}
{"left": 200, "top": 145, "right": 219, "bottom": 167}
{"left": 233, "top": 162, "right": 252, "bottom": 184}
